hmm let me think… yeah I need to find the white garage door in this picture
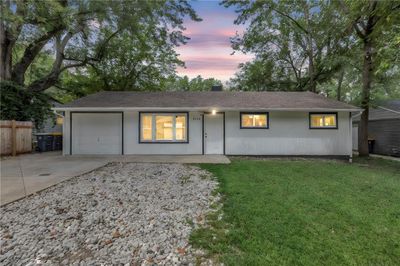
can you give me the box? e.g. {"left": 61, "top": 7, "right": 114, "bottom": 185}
{"left": 71, "top": 113, "right": 123, "bottom": 155}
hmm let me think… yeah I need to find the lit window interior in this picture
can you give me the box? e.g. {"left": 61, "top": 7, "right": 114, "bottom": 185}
{"left": 156, "top": 116, "right": 173, "bottom": 140}
{"left": 141, "top": 114, "right": 152, "bottom": 140}
{"left": 141, "top": 113, "right": 187, "bottom": 142}
{"left": 310, "top": 114, "right": 337, "bottom": 128}
{"left": 175, "top": 115, "right": 186, "bottom": 140}
{"left": 241, "top": 114, "right": 268, "bottom": 128}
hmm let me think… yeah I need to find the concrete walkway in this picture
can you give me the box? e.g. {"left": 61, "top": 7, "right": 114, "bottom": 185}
{"left": 353, "top": 152, "right": 400, "bottom": 162}
{"left": 369, "top": 154, "right": 400, "bottom": 162}
{"left": 1, "top": 152, "right": 230, "bottom": 206}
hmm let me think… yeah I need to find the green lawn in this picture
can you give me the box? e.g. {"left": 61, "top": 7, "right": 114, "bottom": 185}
{"left": 192, "top": 157, "right": 400, "bottom": 265}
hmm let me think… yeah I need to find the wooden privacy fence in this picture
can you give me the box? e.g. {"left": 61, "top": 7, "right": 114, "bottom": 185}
{"left": 0, "top": 120, "right": 33, "bottom": 156}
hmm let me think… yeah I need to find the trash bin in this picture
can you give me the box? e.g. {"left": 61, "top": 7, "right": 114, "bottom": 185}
{"left": 52, "top": 135, "right": 63, "bottom": 151}
{"left": 35, "top": 134, "right": 54, "bottom": 152}
{"left": 368, "top": 139, "right": 375, "bottom": 153}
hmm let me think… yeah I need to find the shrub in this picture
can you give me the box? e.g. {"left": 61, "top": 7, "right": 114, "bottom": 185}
{"left": 0, "top": 81, "right": 52, "bottom": 129}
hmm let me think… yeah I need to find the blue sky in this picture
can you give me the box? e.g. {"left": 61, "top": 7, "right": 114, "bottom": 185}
{"left": 175, "top": 0, "right": 253, "bottom": 81}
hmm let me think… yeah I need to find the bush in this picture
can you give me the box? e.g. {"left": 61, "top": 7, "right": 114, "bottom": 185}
{"left": 0, "top": 81, "right": 52, "bottom": 129}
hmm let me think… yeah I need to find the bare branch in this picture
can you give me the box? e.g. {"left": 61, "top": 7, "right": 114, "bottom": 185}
{"left": 271, "top": 7, "right": 309, "bottom": 34}
{"left": 11, "top": 25, "right": 65, "bottom": 84}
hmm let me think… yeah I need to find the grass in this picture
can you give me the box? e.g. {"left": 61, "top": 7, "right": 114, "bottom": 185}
{"left": 191, "top": 157, "right": 400, "bottom": 265}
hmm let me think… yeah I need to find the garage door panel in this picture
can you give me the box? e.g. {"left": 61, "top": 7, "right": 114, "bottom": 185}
{"left": 72, "top": 113, "right": 122, "bottom": 155}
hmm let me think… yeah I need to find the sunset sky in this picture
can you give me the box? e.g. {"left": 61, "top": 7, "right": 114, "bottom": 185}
{"left": 175, "top": 0, "right": 253, "bottom": 82}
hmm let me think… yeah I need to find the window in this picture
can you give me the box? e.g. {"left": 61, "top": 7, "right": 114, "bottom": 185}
{"left": 309, "top": 113, "right": 338, "bottom": 129}
{"left": 140, "top": 113, "right": 188, "bottom": 142}
{"left": 240, "top": 113, "right": 269, "bottom": 128}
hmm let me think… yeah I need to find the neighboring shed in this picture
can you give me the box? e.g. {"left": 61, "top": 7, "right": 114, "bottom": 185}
{"left": 33, "top": 100, "right": 64, "bottom": 152}
{"left": 34, "top": 100, "right": 63, "bottom": 134}
{"left": 353, "top": 100, "right": 400, "bottom": 156}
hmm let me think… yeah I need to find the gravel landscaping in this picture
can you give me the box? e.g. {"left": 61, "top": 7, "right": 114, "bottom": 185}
{"left": 0, "top": 163, "right": 218, "bottom": 265}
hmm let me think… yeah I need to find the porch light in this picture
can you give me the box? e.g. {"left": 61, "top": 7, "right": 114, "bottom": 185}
{"left": 211, "top": 109, "right": 217, "bottom": 115}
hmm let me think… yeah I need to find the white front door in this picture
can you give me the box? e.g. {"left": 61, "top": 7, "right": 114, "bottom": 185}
{"left": 71, "top": 113, "right": 123, "bottom": 155}
{"left": 204, "top": 113, "right": 224, "bottom": 154}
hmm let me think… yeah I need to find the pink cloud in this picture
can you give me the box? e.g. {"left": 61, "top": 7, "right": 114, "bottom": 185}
{"left": 175, "top": 1, "right": 253, "bottom": 81}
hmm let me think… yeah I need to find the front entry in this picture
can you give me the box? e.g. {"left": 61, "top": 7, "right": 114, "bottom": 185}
{"left": 204, "top": 113, "right": 224, "bottom": 154}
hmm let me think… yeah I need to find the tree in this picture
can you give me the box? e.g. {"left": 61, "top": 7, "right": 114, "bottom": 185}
{"left": 0, "top": 81, "right": 52, "bottom": 128}
{"left": 58, "top": 29, "right": 185, "bottom": 95}
{"left": 0, "top": 0, "right": 200, "bottom": 92}
{"left": 338, "top": 0, "right": 400, "bottom": 156}
{"left": 223, "top": 0, "right": 351, "bottom": 92}
{"left": 166, "top": 75, "right": 222, "bottom": 91}
{"left": 225, "top": 0, "right": 400, "bottom": 157}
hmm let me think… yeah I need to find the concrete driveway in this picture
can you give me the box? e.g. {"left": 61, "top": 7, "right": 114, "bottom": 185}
{"left": 0, "top": 152, "right": 229, "bottom": 206}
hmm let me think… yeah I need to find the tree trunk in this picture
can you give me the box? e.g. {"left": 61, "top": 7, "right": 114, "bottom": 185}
{"left": 336, "top": 70, "right": 344, "bottom": 101}
{"left": 303, "top": 3, "right": 316, "bottom": 93}
{"left": 358, "top": 39, "right": 373, "bottom": 156}
{"left": 0, "top": 4, "right": 12, "bottom": 81}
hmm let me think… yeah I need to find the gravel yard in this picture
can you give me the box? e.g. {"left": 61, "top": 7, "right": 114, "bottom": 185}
{"left": 0, "top": 163, "right": 218, "bottom": 265}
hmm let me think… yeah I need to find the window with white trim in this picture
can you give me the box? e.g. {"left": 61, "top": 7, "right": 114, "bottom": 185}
{"left": 140, "top": 113, "right": 187, "bottom": 142}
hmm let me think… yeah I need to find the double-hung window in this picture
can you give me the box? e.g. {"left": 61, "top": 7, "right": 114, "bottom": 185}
{"left": 240, "top": 112, "right": 269, "bottom": 129}
{"left": 309, "top": 113, "right": 338, "bottom": 129}
{"left": 140, "top": 113, "right": 188, "bottom": 142}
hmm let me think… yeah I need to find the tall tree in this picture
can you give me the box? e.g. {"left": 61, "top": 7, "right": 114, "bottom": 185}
{"left": 338, "top": 0, "right": 400, "bottom": 156}
{"left": 0, "top": 0, "right": 200, "bottom": 92}
{"left": 224, "top": 0, "right": 351, "bottom": 92}
{"left": 59, "top": 29, "right": 184, "bottom": 95}
{"left": 165, "top": 75, "right": 222, "bottom": 91}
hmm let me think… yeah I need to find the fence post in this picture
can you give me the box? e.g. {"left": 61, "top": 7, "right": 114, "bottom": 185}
{"left": 12, "top": 120, "right": 17, "bottom": 156}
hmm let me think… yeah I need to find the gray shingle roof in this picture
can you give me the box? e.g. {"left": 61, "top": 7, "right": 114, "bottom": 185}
{"left": 57, "top": 91, "right": 360, "bottom": 111}
{"left": 353, "top": 100, "right": 400, "bottom": 121}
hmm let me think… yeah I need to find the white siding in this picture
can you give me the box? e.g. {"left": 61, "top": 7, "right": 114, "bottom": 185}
{"left": 352, "top": 126, "right": 358, "bottom": 151}
{"left": 225, "top": 111, "right": 351, "bottom": 156}
{"left": 62, "top": 110, "right": 352, "bottom": 156}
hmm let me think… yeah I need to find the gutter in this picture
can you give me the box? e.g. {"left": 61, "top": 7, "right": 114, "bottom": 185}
{"left": 351, "top": 110, "right": 363, "bottom": 118}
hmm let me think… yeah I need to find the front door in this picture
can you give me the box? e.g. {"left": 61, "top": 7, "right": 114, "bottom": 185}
{"left": 204, "top": 113, "right": 224, "bottom": 154}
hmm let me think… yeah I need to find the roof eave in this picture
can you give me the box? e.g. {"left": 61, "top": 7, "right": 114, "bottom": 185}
{"left": 53, "top": 107, "right": 362, "bottom": 112}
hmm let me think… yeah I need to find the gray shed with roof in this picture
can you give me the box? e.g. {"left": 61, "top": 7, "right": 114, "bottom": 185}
{"left": 353, "top": 100, "right": 400, "bottom": 156}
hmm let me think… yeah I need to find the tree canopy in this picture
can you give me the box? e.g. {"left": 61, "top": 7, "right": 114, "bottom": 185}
{"left": 223, "top": 0, "right": 352, "bottom": 92}
{"left": 0, "top": 0, "right": 202, "bottom": 126}
{"left": 1, "top": 0, "right": 200, "bottom": 92}
{"left": 225, "top": 0, "right": 400, "bottom": 156}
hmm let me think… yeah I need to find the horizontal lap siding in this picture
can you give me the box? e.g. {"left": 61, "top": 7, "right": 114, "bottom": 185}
{"left": 225, "top": 111, "right": 351, "bottom": 156}
{"left": 368, "top": 119, "right": 400, "bottom": 156}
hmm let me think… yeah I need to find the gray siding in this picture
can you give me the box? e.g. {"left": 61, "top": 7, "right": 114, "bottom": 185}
{"left": 34, "top": 116, "right": 62, "bottom": 134}
{"left": 368, "top": 119, "right": 400, "bottom": 156}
